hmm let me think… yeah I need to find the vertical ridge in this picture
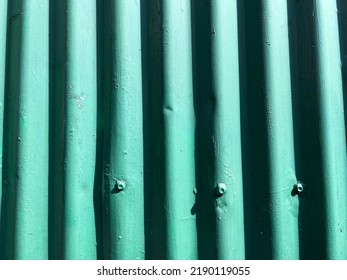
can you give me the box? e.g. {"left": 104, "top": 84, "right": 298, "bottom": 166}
{"left": 210, "top": 0, "right": 245, "bottom": 260}
{"left": 12, "top": 0, "right": 49, "bottom": 259}
{"left": 102, "top": 0, "right": 145, "bottom": 260}
{"left": 0, "top": 0, "right": 8, "bottom": 226}
{"left": 161, "top": 0, "right": 197, "bottom": 260}
{"left": 0, "top": 0, "right": 346, "bottom": 260}
{"left": 291, "top": 0, "right": 347, "bottom": 259}
{"left": 261, "top": 0, "right": 299, "bottom": 259}
{"left": 311, "top": 0, "right": 347, "bottom": 259}
{"left": 242, "top": 0, "right": 299, "bottom": 259}
{"left": 63, "top": 0, "right": 97, "bottom": 259}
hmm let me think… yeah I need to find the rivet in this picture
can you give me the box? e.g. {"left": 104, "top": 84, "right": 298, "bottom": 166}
{"left": 293, "top": 182, "right": 304, "bottom": 195}
{"left": 115, "top": 179, "right": 127, "bottom": 191}
{"left": 215, "top": 183, "right": 227, "bottom": 197}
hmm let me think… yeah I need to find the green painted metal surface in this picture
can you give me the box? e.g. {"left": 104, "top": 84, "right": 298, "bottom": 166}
{"left": 288, "top": 0, "right": 347, "bottom": 259}
{"left": 1, "top": 0, "right": 49, "bottom": 259}
{"left": 63, "top": 0, "right": 97, "bottom": 260}
{"left": 148, "top": 0, "right": 198, "bottom": 260}
{"left": 191, "top": 0, "right": 244, "bottom": 260}
{"left": 102, "top": 0, "right": 144, "bottom": 260}
{"left": 0, "top": 0, "right": 346, "bottom": 260}
{"left": 49, "top": 0, "right": 98, "bottom": 260}
{"left": 241, "top": 0, "right": 299, "bottom": 259}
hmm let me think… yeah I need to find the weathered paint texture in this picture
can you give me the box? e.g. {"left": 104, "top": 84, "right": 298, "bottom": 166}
{"left": 0, "top": 0, "right": 346, "bottom": 260}
{"left": 101, "top": 0, "right": 144, "bottom": 260}
{"left": 1, "top": 0, "right": 49, "bottom": 259}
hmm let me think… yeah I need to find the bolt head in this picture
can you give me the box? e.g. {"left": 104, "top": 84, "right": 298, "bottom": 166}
{"left": 215, "top": 183, "right": 227, "bottom": 197}
{"left": 116, "top": 180, "right": 127, "bottom": 191}
{"left": 294, "top": 182, "right": 304, "bottom": 194}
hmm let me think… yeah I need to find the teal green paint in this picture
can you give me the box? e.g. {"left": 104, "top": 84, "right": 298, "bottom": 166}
{"left": 210, "top": 0, "right": 245, "bottom": 260}
{"left": 260, "top": 0, "right": 299, "bottom": 259}
{"left": 0, "top": 0, "right": 8, "bottom": 223}
{"left": 289, "top": 0, "right": 347, "bottom": 260}
{"left": 4, "top": 0, "right": 49, "bottom": 259}
{"left": 312, "top": 0, "right": 347, "bottom": 259}
{"left": 147, "top": 0, "right": 198, "bottom": 260}
{"left": 161, "top": 0, "right": 197, "bottom": 260}
{"left": 0, "top": 0, "right": 346, "bottom": 260}
{"left": 64, "top": 0, "right": 97, "bottom": 259}
{"left": 242, "top": 0, "right": 299, "bottom": 259}
{"left": 102, "top": 0, "right": 145, "bottom": 260}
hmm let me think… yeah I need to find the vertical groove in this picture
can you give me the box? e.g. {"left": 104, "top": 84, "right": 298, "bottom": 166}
{"left": 94, "top": 0, "right": 105, "bottom": 260}
{"left": 147, "top": 0, "right": 166, "bottom": 259}
{"left": 191, "top": 0, "right": 216, "bottom": 259}
{"left": 291, "top": 0, "right": 347, "bottom": 259}
{"left": 140, "top": 0, "right": 152, "bottom": 260}
{"left": 101, "top": 0, "right": 112, "bottom": 260}
{"left": 49, "top": 0, "right": 66, "bottom": 260}
{"left": 242, "top": 0, "right": 271, "bottom": 259}
{"left": 63, "top": 0, "right": 97, "bottom": 259}
{"left": 102, "top": 0, "right": 145, "bottom": 260}
{"left": 337, "top": 0, "right": 347, "bottom": 145}
{"left": 242, "top": 0, "right": 299, "bottom": 259}
{"left": 1, "top": 0, "right": 21, "bottom": 259}
{"left": 289, "top": 0, "right": 322, "bottom": 259}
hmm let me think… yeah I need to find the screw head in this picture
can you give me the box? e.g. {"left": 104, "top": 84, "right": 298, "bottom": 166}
{"left": 294, "top": 182, "right": 304, "bottom": 194}
{"left": 215, "top": 183, "right": 227, "bottom": 197}
{"left": 115, "top": 180, "right": 127, "bottom": 191}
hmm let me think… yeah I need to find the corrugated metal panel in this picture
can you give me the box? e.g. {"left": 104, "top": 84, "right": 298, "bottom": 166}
{"left": 0, "top": 0, "right": 346, "bottom": 260}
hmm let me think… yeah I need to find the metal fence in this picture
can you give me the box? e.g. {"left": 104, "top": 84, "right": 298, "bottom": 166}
{"left": 0, "top": 0, "right": 346, "bottom": 260}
